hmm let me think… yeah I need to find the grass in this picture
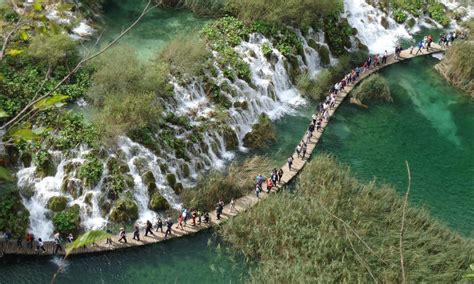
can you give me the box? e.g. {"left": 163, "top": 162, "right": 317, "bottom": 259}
{"left": 352, "top": 73, "right": 393, "bottom": 105}
{"left": 220, "top": 154, "right": 474, "bottom": 282}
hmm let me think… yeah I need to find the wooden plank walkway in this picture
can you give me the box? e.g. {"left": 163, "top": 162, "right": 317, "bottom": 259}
{"left": 0, "top": 44, "right": 445, "bottom": 257}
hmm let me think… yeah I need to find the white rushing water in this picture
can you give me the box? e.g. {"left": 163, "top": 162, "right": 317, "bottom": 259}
{"left": 17, "top": 29, "right": 333, "bottom": 238}
{"left": 344, "top": 0, "right": 412, "bottom": 54}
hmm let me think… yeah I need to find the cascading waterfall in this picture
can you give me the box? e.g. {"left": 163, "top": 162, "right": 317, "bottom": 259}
{"left": 17, "top": 29, "right": 333, "bottom": 238}
{"left": 344, "top": 0, "right": 412, "bottom": 54}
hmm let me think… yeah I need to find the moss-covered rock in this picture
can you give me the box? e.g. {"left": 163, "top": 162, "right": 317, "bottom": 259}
{"left": 174, "top": 182, "right": 184, "bottom": 195}
{"left": 103, "top": 174, "right": 132, "bottom": 200}
{"left": 47, "top": 196, "right": 68, "bottom": 212}
{"left": 318, "top": 45, "right": 330, "bottom": 67}
{"left": 147, "top": 182, "right": 158, "bottom": 198}
{"left": 166, "top": 173, "right": 177, "bottom": 189}
{"left": 180, "top": 163, "right": 190, "bottom": 178}
{"left": 35, "top": 155, "right": 56, "bottom": 178}
{"left": 84, "top": 193, "right": 93, "bottom": 207}
{"left": 243, "top": 114, "right": 277, "bottom": 149}
{"left": 149, "top": 192, "right": 170, "bottom": 211}
{"left": 20, "top": 153, "right": 32, "bottom": 168}
{"left": 380, "top": 16, "right": 389, "bottom": 29}
{"left": 142, "top": 171, "right": 155, "bottom": 185}
{"left": 63, "top": 160, "right": 81, "bottom": 176}
{"left": 61, "top": 178, "right": 83, "bottom": 199}
{"left": 406, "top": 18, "right": 416, "bottom": 28}
{"left": 159, "top": 163, "right": 168, "bottom": 173}
{"left": 109, "top": 198, "right": 139, "bottom": 223}
{"left": 222, "top": 126, "right": 239, "bottom": 150}
{"left": 107, "top": 157, "right": 130, "bottom": 174}
{"left": 19, "top": 184, "right": 35, "bottom": 199}
{"left": 53, "top": 204, "right": 81, "bottom": 235}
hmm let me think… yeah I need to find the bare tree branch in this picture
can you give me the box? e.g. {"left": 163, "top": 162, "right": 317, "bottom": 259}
{"left": 0, "top": 20, "right": 26, "bottom": 61}
{"left": 399, "top": 160, "right": 411, "bottom": 284}
{"left": 0, "top": 0, "right": 160, "bottom": 131}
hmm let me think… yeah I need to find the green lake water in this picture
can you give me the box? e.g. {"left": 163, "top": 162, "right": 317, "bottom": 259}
{"left": 318, "top": 56, "right": 474, "bottom": 235}
{"left": 99, "top": 0, "right": 209, "bottom": 60}
{"left": 0, "top": 231, "right": 247, "bottom": 284}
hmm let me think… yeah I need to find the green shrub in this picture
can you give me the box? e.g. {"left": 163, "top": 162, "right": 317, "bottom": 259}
{"left": 220, "top": 154, "right": 474, "bottom": 282}
{"left": 53, "top": 204, "right": 81, "bottom": 235}
{"left": 352, "top": 73, "right": 393, "bottom": 104}
{"left": 149, "top": 192, "right": 170, "bottom": 211}
{"left": 181, "top": 156, "right": 273, "bottom": 211}
{"left": 78, "top": 154, "right": 103, "bottom": 187}
{"left": 393, "top": 8, "right": 407, "bottom": 24}
{"left": 28, "top": 33, "right": 78, "bottom": 68}
{"left": 109, "top": 198, "right": 139, "bottom": 223}
{"left": 427, "top": 3, "right": 450, "bottom": 27}
{"left": 261, "top": 42, "right": 272, "bottom": 58}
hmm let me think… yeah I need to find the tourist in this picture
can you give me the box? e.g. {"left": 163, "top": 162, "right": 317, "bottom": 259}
{"left": 382, "top": 50, "right": 387, "bottom": 64}
{"left": 133, "top": 226, "right": 140, "bottom": 241}
{"left": 182, "top": 208, "right": 188, "bottom": 226}
{"left": 67, "top": 233, "right": 74, "bottom": 243}
{"left": 165, "top": 217, "right": 173, "bottom": 239}
{"left": 176, "top": 214, "right": 184, "bottom": 230}
{"left": 54, "top": 232, "right": 63, "bottom": 254}
{"left": 156, "top": 218, "right": 163, "bottom": 233}
{"left": 230, "top": 198, "right": 236, "bottom": 212}
{"left": 204, "top": 212, "right": 210, "bottom": 224}
{"left": 26, "top": 233, "right": 33, "bottom": 249}
{"left": 216, "top": 201, "right": 224, "bottom": 220}
{"left": 255, "top": 184, "right": 261, "bottom": 199}
{"left": 192, "top": 209, "right": 197, "bottom": 226}
{"left": 301, "top": 143, "right": 307, "bottom": 159}
{"left": 118, "top": 228, "right": 127, "bottom": 243}
{"left": 288, "top": 156, "right": 293, "bottom": 171}
{"left": 16, "top": 236, "right": 22, "bottom": 248}
{"left": 266, "top": 177, "right": 273, "bottom": 193}
{"left": 296, "top": 143, "right": 302, "bottom": 158}
{"left": 271, "top": 169, "right": 278, "bottom": 186}
{"left": 198, "top": 210, "right": 203, "bottom": 225}
{"left": 36, "top": 238, "right": 46, "bottom": 253}
{"left": 312, "top": 113, "right": 317, "bottom": 125}
{"left": 106, "top": 229, "right": 113, "bottom": 244}
{"left": 278, "top": 168, "right": 284, "bottom": 183}
{"left": 415, "top": 41, "right": 423, "bottom": 55}
{"left": 256, "top": 174, "right": 264, "bottom": 187}
{"left": 145, "top": 220, "right": 155, "bottom": 237}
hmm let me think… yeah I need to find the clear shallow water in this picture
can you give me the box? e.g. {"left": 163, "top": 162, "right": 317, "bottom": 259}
{"left": 318, "top": 56, "right": 474, "bottom": 235}
{"left": 99, "top": 0, "right": 209, "bottom": 60}
{"left": 0, "top": 231, "right": 247, "bottom": 284}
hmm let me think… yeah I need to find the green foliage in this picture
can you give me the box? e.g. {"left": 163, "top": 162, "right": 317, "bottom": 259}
{"left": 149, "top": 192, "right": 170, "bottom": 211}
{"left": 393, "top": 8, "right": 408, "bottom": 23}
{"left": 158, "top": 33, "right": 210, "bottom": 78}
{"left": 109, "top": 198, "right": 139, "bottom": 223}
{"left": 435, "top": 41, "right": 474, "bottom": 98}
{"left": 46, "top": 111, "right": 97, "bottom": 151}
{"left": 225, "top": 0, "right": 343, "bottom": 28}
{"left": 53, "top": 204, "right": 81, "bottom": 235}
{"left": 243, "top": 114, "right": 277, "bottom": 149}
{"left": 352, "top": 74, "right": 393, "bottom": 104}
{"left": 261, "top": 42, "right": 272, "bottom": 57}
{"left": 65, "top": 230, "right": 111, "bottom": 255}
{"left": 47, "top": 196, "right": 68, "bottom": 212}
{"left": 28, "top": 33, "right": 78, "bottom": 67}
{"left": 0, "top": 188, "right": 30, "bottom": 236}
{"left": 323, "top": 16, "right": 353, "bottom": 56}
{"left": 392, "top": 0, "right": 423, "bottom": 17}
{"left": 181, "top": 156, "right": 273, "bottom": 211}
{"left": 220, "top": 155, "right": 474, "bottom": 282}
{"left": 0, "top": 166, "right": 13, "bottom": 182}
{"left": 427, "top": 2, "right": 450, "bottom": 27}
{"left": 250, "top": 21, "right": 303, "bottom": 57}
{"left": 78, "top": 154, "right": 103, "bottom": 188}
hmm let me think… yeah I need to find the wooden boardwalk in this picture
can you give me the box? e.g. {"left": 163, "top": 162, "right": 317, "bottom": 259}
{"left": 0, "top": 44, "right": 445, "bottom": 257}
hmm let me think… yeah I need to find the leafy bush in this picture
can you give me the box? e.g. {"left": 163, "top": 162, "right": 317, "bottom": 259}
{"left": 427, "top": 3, "right": 450, "bottom": 27}
{"left": 149, "top": 192, "right": 170, "bottom": 211}
{"left": 28, "top": 33, "right": 78, "bottom": 68}
{"left": 323, "top": 16, "right": 353, "bottom": 56}
{"left": 352, "top": 74, "right": 393, "bottom": 104}
{"left": 53, "top": 204, "right": 81, "bottom": 235}
{"left": 78, "top": 154, "right": 103, "bottom": 187}
{"left": 393, "top": 8, "right": 407, "bottom": 23}
{"left": 181, "top": 156, "right": 273, "bottom": 211}
{"left": 261, "top": 42, "right": 272, "bottom": 57}
{"left": 109, "top": 198, "right": 139, "bottom": 223}
{"left": 220, "top": 155, "right": 474, "bottom": 282}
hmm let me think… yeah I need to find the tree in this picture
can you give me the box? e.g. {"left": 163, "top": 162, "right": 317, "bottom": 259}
{"left": 29, "top": 33, "right": 78, "bottom": 69}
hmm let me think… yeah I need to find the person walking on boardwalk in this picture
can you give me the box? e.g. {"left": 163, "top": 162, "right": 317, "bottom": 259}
{"left": 230, "top": 198, "right": 236, "bottom": 212}
{"left": 278, "top": 168, "right": 284, "bottom": 183}
{"left": 204, "top": 212, "right": 210, "bottom": 223}
{"left": 106, "top": 229, "right": 113, "bottom": 244}
{"left": 288, "top": 156, "right": 293, "bottom": 171}
{"left": 133, "top": 226, "right": 140, "bottom": 241}
{"left": 216, "top": 200, "right": 224, "bottom": 220}
{"left": 296, "top": 143, "right": 302, "bottom": 158}
{"left": 156, "top": 217, "right": 163, "bottom": 233}
{"left": 182, "top": 208, "right": 188, "bottom": 227}
{"left": 301, "top": 143, "right": 307, "bottom": 159}
{"left": 255, "top": 184, "right": 261, "bottom": 199}
{"left": 36, "top": 238, "right": 46, "bottom": 253}
{"left": 118, "top": 228, "right": 127, "bottom": 243}
{"left": 176, "top": 214, "right": 184, "bottom": 230}
{"left": 192, "top": 209, "right": 197, "bottom": 226}
{"left": 54, "top": 233, "right": 63, "bottom": 254}
{"left": 382, "top": 50, "right": 387, "bottom": 64}
{"left": 415, "top": 41, "right": 423, "bottom": 55}
{"left": 145, "top": 220, "right": 155, "bottom": 237}
{"left": 165, "top": 217, "right": 173, "bottom": 239}
{"left": 271, "top": 169, "right": 278, "bottom": 187}
{"left": 67, "top": 233, "right": 74, "bottom": 243}
{"left": 16, "top": 235, "right": 22, "bottom": 248}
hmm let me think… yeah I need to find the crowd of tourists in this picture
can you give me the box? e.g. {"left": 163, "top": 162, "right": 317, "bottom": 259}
{"left": 0, "top": 230, "right": 72, "bottom": 255}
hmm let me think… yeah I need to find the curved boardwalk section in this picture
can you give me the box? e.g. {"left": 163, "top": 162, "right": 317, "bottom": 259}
{"left": 0, "top": 44, "right": 445, "bottom": 256}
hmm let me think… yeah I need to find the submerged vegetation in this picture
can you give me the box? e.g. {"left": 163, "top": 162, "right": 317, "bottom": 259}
{"left": 220, "top": 155, "right": 474, "bottom": 282}
{"left": 352, "top": 74, "right": 393, "bottom": 105}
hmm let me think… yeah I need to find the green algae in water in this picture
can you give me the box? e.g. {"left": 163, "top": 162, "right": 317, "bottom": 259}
{"left": 100, "top": 0, "right": 210, "bottom": 60}
{"left": 318, "top": 56, "right": 474, "bottom": 235}
{"left": 0, "top": 231, "right": 247, "bottom": 284}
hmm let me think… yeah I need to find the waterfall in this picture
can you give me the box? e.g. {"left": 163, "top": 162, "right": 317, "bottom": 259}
{"left": 17, "top": 29, "right": 333, "bottom": 237}
{"left": 344, "top": 0, "right": 412, "bottom": 54}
